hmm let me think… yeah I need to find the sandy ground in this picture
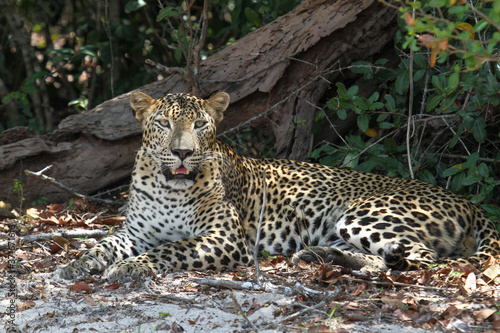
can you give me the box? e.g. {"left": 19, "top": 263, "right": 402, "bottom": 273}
{"left": 2, "top": 268, "right": 436, "bottom": 333}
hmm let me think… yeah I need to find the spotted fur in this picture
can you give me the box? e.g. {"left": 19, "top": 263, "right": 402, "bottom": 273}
{"left": 60, "top": 92, "right": 500, "bottom": 282}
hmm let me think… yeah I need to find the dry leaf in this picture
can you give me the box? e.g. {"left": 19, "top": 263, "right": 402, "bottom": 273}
{"left": 105, "top": 283, "right": 121, "bottom": 290}
{"left": 464, "top": 272, "right": 477, "bottom": 293}
{"left": 404, "top": 12, "right": 416, "bottom": 26}
{"left": 26, "top": 207, "right": 41, "bottom": 219}
{"left": 83, "top": 295, "right": 97, "bottom": 306}
{"left": 483, "top": 264, "right": 500, "bottom": 281}
{"left": 68, "top": 281, "right": 92, "bottom": 293}
{"left": 442, "top": 305, "right": 459, "bottom": 319}
{"left": 473, "top": 308, "right": 496, "bottom": 322}
{"left": 99, "top": 216, "right": 126, "bottom": 225}
{"left": 381, "top": 296, "right": 403, "bottom": 308}
{"left": 53, "top": 236, "right": 73, "bottom": 252}
{"left": 307, "top": 325, "right": 330, "bottom": 333}
{"left": 18, "top": 301, "right": 36, "bottom": 311}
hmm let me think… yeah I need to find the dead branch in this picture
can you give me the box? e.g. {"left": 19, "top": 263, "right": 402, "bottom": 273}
{"left": 24, "top": 165, "right": 118, "bottom": 205}
{"left": 254, "top": 167, "right": 268, "bottom": 284}
{"left": 145, "top": 59, "right": 186, "bottom": 76}
{"left": 348, "top": 277, "right": 459, "bottom": 292}
{"left": 229, "top": 290, "right": 256, "bottom": 330}
{"left": 191, "top": 277, "right": 338, "bottom": 299}
{"left": 0, "top": 229, "right": 109, "bottom": 250}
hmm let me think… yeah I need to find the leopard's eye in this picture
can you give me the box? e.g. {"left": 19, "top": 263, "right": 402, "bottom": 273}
{"left": 194, "top": 120, "right": 207, "bottom": 129}
{"left": 157, "top": 119, "right": 171, "bottom": 129}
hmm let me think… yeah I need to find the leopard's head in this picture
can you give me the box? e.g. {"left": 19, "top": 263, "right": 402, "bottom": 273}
{"left": 130, "top": 91, "right": 230, "bottom": 187}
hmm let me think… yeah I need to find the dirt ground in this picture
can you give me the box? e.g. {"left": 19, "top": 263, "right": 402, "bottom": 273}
{"left": 1, "top": 201, "right": 500, "bottom": 333}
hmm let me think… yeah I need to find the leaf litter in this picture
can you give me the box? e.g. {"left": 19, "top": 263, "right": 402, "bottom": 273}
{"left": 1, "top": 199, "right": 499, "bottom": 332}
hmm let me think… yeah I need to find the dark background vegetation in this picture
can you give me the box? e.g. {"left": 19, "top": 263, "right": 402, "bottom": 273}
{"left": 0, "top": 0, "right": 498, "bottom": 221}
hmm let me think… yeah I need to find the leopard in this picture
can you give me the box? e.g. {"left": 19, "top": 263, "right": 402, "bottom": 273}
{"left": 60, "top": 91, "right": 500, "bottom": 282}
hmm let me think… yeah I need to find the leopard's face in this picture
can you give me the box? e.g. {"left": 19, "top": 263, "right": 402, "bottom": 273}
{"left": 129, "top": 91, "right": 230, "bottom": 188}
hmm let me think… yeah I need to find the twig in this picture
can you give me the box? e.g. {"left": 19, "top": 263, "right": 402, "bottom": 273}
{"left": 191, "top": 277, "right": 338, "bottom": 299}
{"left": 104, "top": 0, "right": 114, "bottom": 97}
{"left": 191, "top": 277, "right": 291, "bottom": 295}
{"left": 438, "top": 153, "right": 499, "bottom": 164}
{"left": 341, "top": 127, "right": 404, "bottom": 168}
{"left": 348, "top": 277, "right": 458, "bottom": 292}
{"left": 218, "top": 76, "right": 318, "bottom": 138}
{"left": 0, "top": 229, "right": 109, "bottom": 250}
{"left": 229, "top": 291, "right": 256, "bottom": 330}
{"left": 272, "top": 296, "right": 334, "bottom": 327}
{"left": 145, "top": 59, "right": 186, "bottom": 76}
{"left": 24, "top": 165, "right": 118, "bottom": 205}
{"left": 406, "top": 4, "right": 416, "bottom": 179}
{"left": 254, "top": 167, "right": 268, "bottom": 285}
{"left": 440, "top": 117, "right": 471, "bottom": 155}
{"left": 92, "top": 185, "right": 129, "bottom": 198}
{"left": 139, "top": 293, "right": 197, "bottom": 304}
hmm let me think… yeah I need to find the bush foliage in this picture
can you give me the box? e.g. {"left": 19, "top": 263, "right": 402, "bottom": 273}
{"left": 0, "top": 0, "right": 300, "bottom": 133}
{"left": 313, "top": 0, "right": 499, "bottom": 218}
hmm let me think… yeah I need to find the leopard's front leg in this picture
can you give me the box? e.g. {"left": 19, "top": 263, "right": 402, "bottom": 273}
{"left": 59, "top": 229, "right": 138, "bottom": 279}
{"left": 106, "top": 228, "right": 251, "bottom": 283}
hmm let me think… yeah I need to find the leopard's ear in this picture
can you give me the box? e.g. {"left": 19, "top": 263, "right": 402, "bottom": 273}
{"left": 130, "top": 92, "right": 155, "bottom": 125}
{"left": 206, "top": 92, "right": 230, "bottom": 125}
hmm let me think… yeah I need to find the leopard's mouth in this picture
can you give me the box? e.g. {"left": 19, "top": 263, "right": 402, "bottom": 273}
{"left": 163, "top": 166, "right": 197, "bottom": 181}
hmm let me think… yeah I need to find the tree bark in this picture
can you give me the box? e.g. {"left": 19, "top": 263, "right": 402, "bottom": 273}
{"left": 0, "top": 0, "right": 398, "bottom": 204}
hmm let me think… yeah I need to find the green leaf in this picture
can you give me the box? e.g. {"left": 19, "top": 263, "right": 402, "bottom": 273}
{"left": 432, "top": 75, "right": 445, "bottom": 94}
{"left": 337, "top": 109, "right": 347, "bottom": 120}
{"left": 383, "top": 138, "right": 398, "bottom": 154}
{"left": 368, "top": 92, "right": 380, "bottom": 103}
{"left": 125, "top": 0, "right": 146, "bottom": 13}
{"left": 463, "top": 152, "right": 479, "bottom": 169}
{"left": 342, "top": 152, "right": 358, "bottom": 169}
{"left": 157, "top": 7, "right": 181, "bottom": 22}
{"left": 21, "top": 85, "right": 37, "bottom": 93}
{"left": 384, "top": 95, "right": 396, "bottom": 112}
{"left": 426, "top": 95, "right": 441, "bottom": 112}
{"left": 478, "top": 163, "right": 489, "bottom": 178}
{"left": 78, "top": 46, "right": 98, "bottom": 58}
{"left": 463, "top": 175, "right": 482, "bottom": 186}
{"left": 413, "top": 69, "right": 426, "bottom": 82}
{"left": 370, "top": 102, "right": 384, "bottom": 110}
{"left": 472, "top": 117, "right": 487, "bottom": 143}
{"left": 470, "top": 194, "right": 485, "bottom": 204}
{"left": 25, "top": 71, "right": 49, "bottom": 86}
{"left": 482, "top": 204, "right": 500, "bottom": 218}
{"left": 336, "top": 82, "right": 347, "bottom": 99}
{"left": 245, "top": 7, "right": 261, "bottom": 27}
{"left": 418, "top": 169, "right": 436, "bottom": 185}
{"left": 449, "top": 171, "right": 466, "bottom": 192}
{"left": 442, "top": 166, "right": 462, "bottom": 177}
{"left": 326, "top": 98, "right": 337, "bottom": 110}
{"left": 354, "top": 97, "right": 371, "bottom": 110}
{"left": 379, "top": 122, "right": 394, "bottom": 129}
{"left": 174, "top": 46, "right": 183, "bottom": 63}
{"left": 357, "top": 113, "right": 370, "bottom": 132}
{"left": 472, "top": 20, "right": 489, "bottom": 33}
{"left": 395, "top": 62, "right": 410, "bottom": 94}
{"left": 347, "top": 85, "right": 359, "bottom": 98}
{"left": 448, "top": 71, "right": 459, "bottom": 91}
{"left": 449, "top": 123, "right": 464, "bottom": 148}
{"left": 374, "top": 58, "right": 388, "bottom": 66}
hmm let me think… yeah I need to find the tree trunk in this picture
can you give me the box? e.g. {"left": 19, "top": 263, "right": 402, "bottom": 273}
{"left": 0, "top": 0, "right": 398, "bottom": 205}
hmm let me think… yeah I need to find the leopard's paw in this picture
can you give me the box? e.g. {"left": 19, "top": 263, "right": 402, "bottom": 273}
{"left": 106, "top": 259, "right": 155, "bottom": 283}
{"left": 291, "top": 246, "right": 343, "bottom": 264}
{"left": 59, "top": 256, "right": 106, "bottom": 280}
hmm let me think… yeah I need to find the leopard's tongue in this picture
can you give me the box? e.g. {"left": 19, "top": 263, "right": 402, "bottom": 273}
{"left": 173, "top": 166, "right": 189, "bottom": 175}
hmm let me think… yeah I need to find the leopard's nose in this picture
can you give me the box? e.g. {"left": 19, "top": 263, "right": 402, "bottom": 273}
{"left": 172, "top": 149, "right": 193, "bottom": 161}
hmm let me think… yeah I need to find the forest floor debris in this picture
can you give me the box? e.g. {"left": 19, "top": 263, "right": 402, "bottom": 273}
{"left": 1, "top": 200, "right": 499, "bottom": 332}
